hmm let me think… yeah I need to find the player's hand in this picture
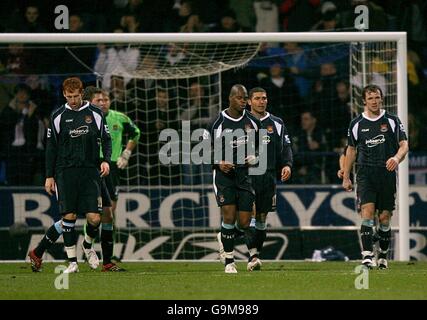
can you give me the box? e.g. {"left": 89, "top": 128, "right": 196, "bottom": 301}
{"left": 281, "top": 166, "right": 291, "bottom": 182}
{"left": 337, "top": 169, "right": 344, "bottom": 179}
{"left": 342, "top": 178, "right": 353, "bottom": 191}
{"left": 219, "top": 161, "right": 234, "bottom": 173}
{"left": 245, "top": 155, "right": 258, "bottom": 167}
{"left": 45, "top": 177, "right": 56, "bottom": 196}
{"left": 386, "top": 156, "right": 399, "bottom": 171}
{"left": 100, "top": 161, "right": 110, "bottom": 177}
{"left": 117, "top": 149, "right": 132, "bottom": 169}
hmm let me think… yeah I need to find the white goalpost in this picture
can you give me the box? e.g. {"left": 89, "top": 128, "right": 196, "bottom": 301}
{"left": 0, "top": 32, "right": 409, "bottom": 261}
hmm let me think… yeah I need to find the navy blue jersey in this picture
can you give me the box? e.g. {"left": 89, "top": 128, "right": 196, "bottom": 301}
{"left": 210, "top": 109, "right": 260, "bottom": 167}
{"left": 258, "top": 112, "right": 293, "bottom": 171}
{"left": 347, "top": 110, "right": 407, "bottom": 167}
{"left": 46, "top": 102, "right": 112, "bottom": 177}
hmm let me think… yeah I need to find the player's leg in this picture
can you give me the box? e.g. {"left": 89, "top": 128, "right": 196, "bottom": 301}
{"left": 82, "top": 212, "right": 101, "bottom": 269}
{"left": 80, "top": 168, "right": 103, "bottom": 270}
{"left": 62, "top": 212, "right": 79, "bottom": 273}
{"left": 247, "top": 212, "right": 267, "bottom": 271}
{"left": 377, "top": 210, "right": 391, "bottom": 269}
{"left": 105, "top": 169, "right": 121, "bottom": 262}
{"left": 28, "top": 220, "right": 63, "bottom": 272}
{"left": 101, "top": 207, "right": 125, "bottom": 272}
{"left": 374, "top": 169, "right": 396, "bottom": 269}
{"left": 356, "top": 167, "right": 377, "bottom": 268}
{"left": 360, "top": 203, "right": 376, "bottom": 268}
{"left": 221, "top": 204, "right": 238, "bottom": 273}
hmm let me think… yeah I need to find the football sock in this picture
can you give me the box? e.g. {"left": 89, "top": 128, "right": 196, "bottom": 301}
{"left": 234, "top": 222, "right": 245, "bottom": 238}
{"left": 83, "top": 222, "right": 100, "bottom": 249}
{"left": 221, "top": 222, "right": 235, "bottom": 265}
{"left": 361, "top": 219, "right": 374, "bottom": 255}
{"left": 254, "top": 221, "right": 267, "bottom": 255}
{"left": 34, "top": 220, "right": 62, "bottom": 257}
{"left": 378, "top": 223, "right": 391, "bottom": 259}
{"left": 101, "top": 223, "right": 114, "bottom": 264}
{"left": 62, "top": 218, "right": 77, "bottom": 263}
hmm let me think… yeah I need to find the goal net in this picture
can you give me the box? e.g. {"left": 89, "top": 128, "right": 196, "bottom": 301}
{"left": 0, "top": 33, "right": 409, "bottom": 261}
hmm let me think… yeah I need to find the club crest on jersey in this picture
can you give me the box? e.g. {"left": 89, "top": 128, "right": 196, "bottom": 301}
{"left": 113, "top": 124, "right": 119, "bottom": 131}
{"left": 245, "top": 124, "right": 253, "bottom": 133}
{"left": 380, "top": 124, "right": 388, "bottom": 132}
{"left": 85, "top": 115, "right": 93, "bottom": 124}
{"left": 219, "top": 195, "right": 225, "bottom": 203}
{"left": 267, "top": 125, "right": 274, "bottom": 134}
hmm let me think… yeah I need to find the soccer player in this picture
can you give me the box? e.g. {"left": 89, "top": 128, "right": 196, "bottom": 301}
{"left": 83, "top": 86, "right": 140, "bottom": 271}
{"left": 245, "top": 87, "right": 293, "bottom": 271}
{"left": 342, "top": 84, "right": 408, "bottom": 269}
{"left": 211, "top": 84, "right": 261, "bottom": 273}
{"left": 28, "top": 77, "right": 111, "bottom": 273}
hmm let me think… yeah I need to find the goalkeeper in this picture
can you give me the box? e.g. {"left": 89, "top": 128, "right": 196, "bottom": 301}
{"left": 84, "top": 86, "right": 140, "bottom": 264}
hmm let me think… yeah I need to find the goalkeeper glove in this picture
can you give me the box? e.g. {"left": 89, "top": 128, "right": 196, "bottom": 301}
{"left": 117, "top": 149, "right": 132, "bottom": 169}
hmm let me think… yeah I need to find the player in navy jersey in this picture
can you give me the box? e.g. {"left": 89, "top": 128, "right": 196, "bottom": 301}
{"left": 245, "top": 87, "right": 293, "bottom": 271}
{"left": 210, "top": 84, "right": 261, "bottom": 273}
{"left": 343, "top": 84, "right": 408, "bottom": 269}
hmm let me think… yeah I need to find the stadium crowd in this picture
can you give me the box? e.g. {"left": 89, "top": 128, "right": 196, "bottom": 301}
{"left": 0, "top": 0, "right": 426, "bottom": 186}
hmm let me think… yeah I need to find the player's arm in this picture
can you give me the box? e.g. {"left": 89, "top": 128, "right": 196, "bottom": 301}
{"left": 386, "top": 140, "right": 409, "bottom": 171}
{"left": 342, "top": 146, "right": 356, "bottom": 191}
{"left": 386, "top": 117, "right": 409, "bottom": 171}
{"left": 117, "top": 116, "right": 141, "bottom": 169}
{"left": 337, "top": 145, "right": 347, "bottom": 179}
{"left": 100, "top": 114, "right": 112, "bottom": 177}
{"left": 45, "top": 115, "right": 58, "bottom": 195}
{"left": 278, "top": 123, "right": 293, "bottom": 182}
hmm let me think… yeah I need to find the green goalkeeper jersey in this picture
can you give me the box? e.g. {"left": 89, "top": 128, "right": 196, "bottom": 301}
{"left": 101, "top": 109, "right": 140, "bottom": 162}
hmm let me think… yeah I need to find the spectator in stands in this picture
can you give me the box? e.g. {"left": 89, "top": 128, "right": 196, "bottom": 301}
{"left": 396, "top": 0, "right": 427, "bottom": 65}
{"left": 229, "top": 0, "right": 256, "bottom": 31}
{"left": 212, "top": 9, "right": 250, "bottom": 32}
{"left": 310, "top": 1, "right": 342, "bottom": 31}
{"left": 54, "top": 13, "right": 95, "bottom": 74}
{"left": 14, "top": 5, "right": 47, "bottom": 33}
{"left": 259, "top": 63, "right": 303, "bottom": 132}
{"left": 339, "top": 0, "right": 388, "bottom": 31}
{"left": 254, "top": 0, "right": 279, "bottom": 33}
{"left": 94, "top": 28, "right": 140, "bottom": 91}
{"left": 178, "top": 81, "right": 216, "bottom": 184}
{"left": 282, "top": 42, "right": 313, "bottom": 99}
{"left": 143, "top": 87, "right": 180, "bottom": 185}
{"left": 180, "top": 14, "right": 208, "bottom": 32}
{"left": 0, "top": 84, "right": 44, "bottom": 185}
{"left": 292, "top": 110, "right": 327, "bottom": 184}
{"left": 279, "top": 0, "right": 321, "bottom": 32}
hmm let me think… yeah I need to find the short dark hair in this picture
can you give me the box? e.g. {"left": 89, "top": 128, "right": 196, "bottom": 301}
{"left": 362, "top": 84, "right": 383, "bottom": 100}
{"left": 83, "top": 86, "right": 103, "bottom": 101}
{"left": 249, "top": 87, "right": 266, "bottom": 99}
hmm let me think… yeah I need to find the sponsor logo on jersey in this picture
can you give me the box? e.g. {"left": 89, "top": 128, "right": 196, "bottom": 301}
{"left": 262, "top": 135, "right": 271, "bottom": 144}
{"left": 361, "top": 128, "right": 369, "bottom": 132}
{"left": 380, "top": 124, "right": 388, "bottom": 132}
{"left": 230, "top": 135, "right": 248, "bottom": 148}
{"left": 47, "top": 128, "right": 51, "bottom": 138}
{"left": 85, "top": 115, "right": 93, "bottom": 124}
{"left": 69, "top": 126, "right": 89, "bottom": 138}
{"left": 285, "top": 135, "right": 291, "bottom": 144}
{"left": 267, "top": 125, "right": 274, "bottom": 133}
{"left": 365, "top": 134, "right": 385, "bottom": 147}
{"left": 65, "top": 119, "right": 73, "bottom": 123}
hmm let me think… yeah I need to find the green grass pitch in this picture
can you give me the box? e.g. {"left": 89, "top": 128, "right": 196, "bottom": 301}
{"left": 1, "top": 261, "right": 426, "bottom": 300}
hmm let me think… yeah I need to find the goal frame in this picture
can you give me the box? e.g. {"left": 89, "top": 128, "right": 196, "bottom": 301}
{"left": 0, "top": 32, "right": 409, "bottom": 261}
